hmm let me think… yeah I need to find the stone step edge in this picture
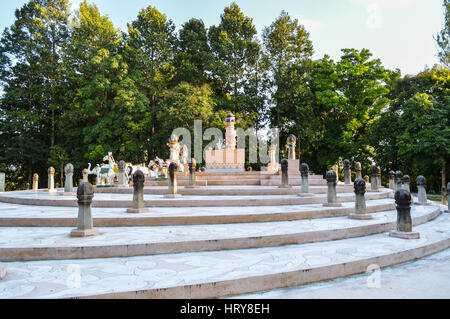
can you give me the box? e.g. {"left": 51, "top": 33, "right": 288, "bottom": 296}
{"left": 0, "top": 206, "right": 440, "bottom": 262}
{"left": 79, "top": 237, "right": 449, "bottom": 299}
{"left": 0, "top": 203, "right": 396, "bottom": 227}
{"left": 0, "top": 191, "right": 392, "bottom": 208}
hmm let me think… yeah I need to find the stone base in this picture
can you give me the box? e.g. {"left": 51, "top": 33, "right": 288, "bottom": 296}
{"left": 323, "top": 203, "right": 343, "bottom": 207}
{"left": 414, "top": 202, "right": 432, "bottom": 206}
{"left": 298, "top": 193, "right": 314, "bottom": 197}
{"left": 126, "top": 208, "right": 150, "bottom": 214}
{"left": 349, "top": 213, "right": 373, "bottom": 220}
{"left": 70, "top": 228, "right": 101, "bottom": 238}
{"left": 185, "top": 185, "right": 201, "bottom": 189}
{"left": 164, "top": 194, "right": 183, "bottom": 198}
{"left": 279, "top": 185, "right": 292, "bottom": 189}
{"left": 389, "top": 230, "right": 420, "bottom": 240}
{"left": 0, "top": 267, "right": 6, "bottom": 280}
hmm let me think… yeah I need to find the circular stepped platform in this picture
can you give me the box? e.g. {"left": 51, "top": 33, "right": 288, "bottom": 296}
{"left": 0, "top": 213, "right": 448, "bottom": 299}
{"left": 0, "top": 188, "right": 392, "bottom": 208}
{"left": 0, "top": 204, "right": 440, "bottom": 262}
{"left": 0, "top": 182, "right": 447, "bottom": 299}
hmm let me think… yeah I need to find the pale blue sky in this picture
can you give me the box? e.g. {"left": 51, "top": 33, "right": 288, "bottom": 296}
{"left": 0, "top": 0, "right": 446, "bottom": 75}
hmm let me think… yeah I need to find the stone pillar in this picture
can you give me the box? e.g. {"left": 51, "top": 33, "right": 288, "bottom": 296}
{"left": 395, "top": 171, "right": 403, "bottom": 191}
{"left": 165, "top": 162, "right": 182, "bottom": 198}
{"left": 389, "top": 189, "right": 420, "bottom": 239}
{"left": 48, "top": 167, "right": 56, "bottom": 194}
{"left": 64, "top": 163, "right": 74, "bottom": 195}
{"left": 389, "top": 171, "right": 395, "bottom": 191}
{"left": 0, "top": 172, "right": 5, "bottom": 193}
{"left": 415, "top": 175, "right": 430, "bottom": 205}
{"left": 279, "top": 159, "right": 291, "bottom": 188}
{"left": 370, "top": 165, "right": 379, "bottom": 192}
{"left": 118, "top": 160, "right": 128, "bottom": 187}
{"left": 286, "top": 135, "right": 296, "bottom": 160}
{"left": 355, "top": 162, "right": 362, "bottom": 180}
{"left": 32, "top": 173, "right": 39, "bottom": 191}
{"left": 349, "top": 178, "right": 372, "bottom": 220}
{"left": 446, "top": 182, "right": 450, "bottom": 213}
{"left": 377, "top": 166, "right": 382, "bottom": 188}
{"left": 70, "top": 182, "right": 100, "bottom": 237}
{"left": 324, "top": 170, "right": 341, "bottom": 207}
{"left": 127, "top": 170, "right": 149, "bottom": 213}
{"left": 186, "top": 158, "right": 199, "bottom": 189}
{"left": 343, "top": 159, "right": 351, "bottom": 185}
{"left": 298, "top": 163, "right": 312, "bottom": 197}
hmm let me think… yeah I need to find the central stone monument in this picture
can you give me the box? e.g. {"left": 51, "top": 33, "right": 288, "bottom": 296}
{"left": 205, "top": 113, "right": 245, "bottom": 171}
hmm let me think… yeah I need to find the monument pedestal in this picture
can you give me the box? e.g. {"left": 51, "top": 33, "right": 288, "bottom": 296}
{"left": 287, "top": 159, "right": 300, "bottom": 175}
{"left": 205, "top": 149, "right": 245, "bottom": 171}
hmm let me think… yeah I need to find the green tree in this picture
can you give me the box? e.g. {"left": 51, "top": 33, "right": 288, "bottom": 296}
{"left": 436, "top": 0, "right": 450, "bottom": 66}
{"left": 48, "top": 145, "right": 68, "bottom": 186}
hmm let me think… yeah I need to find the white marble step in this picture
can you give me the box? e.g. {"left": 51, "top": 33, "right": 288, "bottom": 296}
{"left": 0, "top": 213, "right": 448, "bottom": 299}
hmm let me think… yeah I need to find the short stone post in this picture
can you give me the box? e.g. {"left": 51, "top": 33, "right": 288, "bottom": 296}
{"left": 402, "top": 175, "right": 413, "bottom": 203}
{"left": 415, "top": 175, "right": 430, "bottom": 205}
{"left": 343, "top": 159, "right": 351, "bottom": 185}
{"left": 370, "top": 165, "right": 379, "bottom": 192}
{"left": 446, "top": 182, "right": 450, "bottom": 213}
{"left": 165, "top": 162, "right": 182, "bottom": 198}
{"left": 324, "top": 170, "right": 341, "bottom": 207}
{"left": 118, "top": 160, "right": 128, "bottom": 187}
{"left": 364, "top": 175, "right": 370, "bottom": 184}
{"left": 332, "top": 164, "right": 339, "bottom": 180}
{"left": 0, "top": 172, "right": 5, "bottom": 192}
{"left": 349, "top": 178, "right": 372, "bottom": 220}
{"left": 389, "top": 171, "right": 395, "bottom": 190}
{"left": 82, "top": 168, "right": 89, "bottom": 183}
{"left": 186, "top": 158, "right": 199, "bottom": 189}
{"left": 32, "top": 173, "right": 39, "bottom": 191}
{"left": 279, "top": 159, "right": 291, "bottom": 188}
{"left": 126, "top": 170, "right": 149, "bottom": 213}
{"left": 64, "top": 163, "right": 74, "bottom": 195}
{"left": 355, "top": 162, "right": 362, "bottom": 180}
{"left": 389, "top": 189, "right": 420, "bottom": 239}
{"left": 48, "top": 167, "right": 56, "bottom": 194}
{"left": 70, "top": 182, "right": 100, "bottom": 237}
{"left": 298, "top": 163, "right": 313, "bottom": 197}
{"left": 395, "top": 171, "right": 403, "bottom": 191}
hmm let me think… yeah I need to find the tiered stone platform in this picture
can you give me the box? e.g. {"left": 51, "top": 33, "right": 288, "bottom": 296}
{"left": 0, "top": 172, "right": 448, "bottom": 299}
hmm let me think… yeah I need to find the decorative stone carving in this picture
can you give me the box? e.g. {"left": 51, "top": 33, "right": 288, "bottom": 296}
{"left": 324, "top": 170, "right": 341, "bottom": 207}
{"left": 349, "top": 178, "right": 372, "bottom": 220}
{"left": 377, "top": 166, "right": 382, "bottom": 188}
{"left": 70, "top": 182, "right": 100, "bottom": 237}
{"left": 355, "top": 162, "right": 362, "bottom": 179}
{"left": 343, "top": 159, "right": 351, "bottom": 185}
{"left": 82, "top": 168, "right": 89, "bottom": 183}
{"left": 286, "top": 135, "right": 297, "bottom": 160}
{"left": 127, "top": 170, "right": 149, "bottom": 213}
{"left": 364, "top": 175, "right": 370, "bottom": 184}
{"left": 118, "top": 160, "right": 128, "bottom": 187}
{"left": 370, "top": 165, "right": 379, "bottom": 191}
{"left": 279, "top": 159, "right": 291, "bottom": 188}
{"left": 186, "top": 158, "right": 199, "bottom": 189}
{"left": 389, "top": 171, "right": 396, "bottom": 190}
{"left": 389, "top": 189, "right": 420, "bottom": 239}
{"left": 64, "top": 163, "right": 74, "bottom": 194}
{"left": 415, "top": 175, "right": 430, "bottom": 205}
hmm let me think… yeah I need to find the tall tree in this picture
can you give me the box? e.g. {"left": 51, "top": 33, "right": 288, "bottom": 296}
{"left": 125, "top": 5, "right": 176, "bottom": 158}
{"left": 208, "top": 3, "right": 261, "bottom": 115}
{"left": 436, "top": 0, "right": 450, "bottom": 66}
{"left": 0, "top": 0, "right": 70, "bottom": 185}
